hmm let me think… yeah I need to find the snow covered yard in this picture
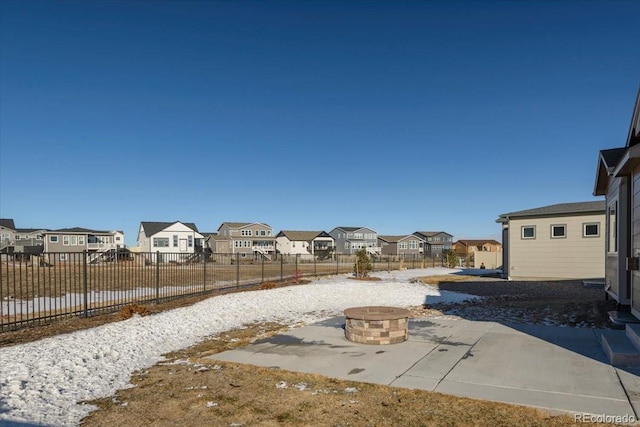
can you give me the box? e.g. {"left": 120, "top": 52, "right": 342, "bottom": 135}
{"left": 0, "top": 267, "right": 474, "bottom": 427}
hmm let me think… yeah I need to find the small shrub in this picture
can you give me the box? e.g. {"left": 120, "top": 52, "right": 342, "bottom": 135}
{"left": 353, "top": 249, "right": 372, "bottom": 278}
{"left": 443, "top": 249, "right": 459, "bottom": 268}
{"left": 120, "top": 304, "right": 150, "bottom": 319}
{"left": 260, "top": 282, "right": 276, "bottom": 290}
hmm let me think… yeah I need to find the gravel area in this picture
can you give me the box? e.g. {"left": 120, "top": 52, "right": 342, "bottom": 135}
{"left": 409, "top": 278, "right": 617, "bottom": 328}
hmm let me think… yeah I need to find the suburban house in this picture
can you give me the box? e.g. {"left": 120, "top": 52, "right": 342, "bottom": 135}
{"left": 452, "top": 239, "right": 502, "bottom": 269}
{"left": 275, "top": 230, "right": 335, "bottom": 259}
{"left": 378, "top": 234, "right": 424, "bottom": 257}
{"left": 0, "top": 219, "right": 47, "bottom": 254}
{"left": 329, "top": 226, "right": 380, "bottom": 255}
{"left": 215, "top": 222, "right": 275, "bottom": 259}
{"left": 413, "top": 231, "right": 453, "bottom": 258}
{"left": 496, "top": 201, "right": 606, "bottom": 280}
{"left": 43, "top": 227, "right": 125, "bottom": 263}
{"left": 0, "top": 219, "right": 16, "bottom": 252}
{"left": 594, "top": 88, "right": 640, "bottom": 317}
{"left": 137, "top": 221, "right": 204, "bottom": 262}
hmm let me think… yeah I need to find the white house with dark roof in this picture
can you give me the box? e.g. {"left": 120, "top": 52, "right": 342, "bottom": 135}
{"left": 496, "top": 201, "right": 606, "bottom": 280}
{"left": 275, "top": 230, "right": 335, "bottom": 259}
{"left": 137, "top": 221, "right": 204, "bottom": 262}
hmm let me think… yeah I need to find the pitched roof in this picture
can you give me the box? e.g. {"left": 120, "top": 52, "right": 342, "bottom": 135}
{"left": 415, "top": 231, "right": 452, "bottom": 237}
{"left": 454, "top": 239, "right": 501, "bottom": 247}
{"left": 0, "top": 219, "right": 16, "bottom": 230}
{"left": 47, "top": 227, "right": 113, "bottom": 234}
{"left": 378, "top": 235, "right": 413, "bottom": 243}
{"left": 497, "top": 201, "right": 605, "bottom": 223}
{"left": 140, "top": 221, "right": 199, "bottom": 237}
{"left": 217, "top": 222, "right": 271, "bottom": 231}
{"left": 276, "top": 230, "right": 326, "bottom": 241}
{"left": 15, "top": 228, "right": 48, "bottom": 233}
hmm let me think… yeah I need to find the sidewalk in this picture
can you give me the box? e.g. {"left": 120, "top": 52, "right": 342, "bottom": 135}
{"left": 210, "top": 316, "right": 640, "bottom": 420}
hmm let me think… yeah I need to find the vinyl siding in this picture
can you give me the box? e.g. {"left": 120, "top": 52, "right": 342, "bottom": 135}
{"left": 508, "top": 214, "right": 605, "bottom": 279}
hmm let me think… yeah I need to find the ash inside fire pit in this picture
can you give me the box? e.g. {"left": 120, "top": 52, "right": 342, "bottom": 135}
{"left": 344, "top": 306, "right": 411, "bottom": 345}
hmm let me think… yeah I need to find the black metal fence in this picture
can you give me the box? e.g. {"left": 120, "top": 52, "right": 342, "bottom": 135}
{"left": 0, "top": 251, "right": 441, "bottom": 331}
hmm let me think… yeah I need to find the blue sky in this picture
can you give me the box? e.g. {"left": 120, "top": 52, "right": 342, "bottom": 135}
{"left": 1, "top": 0, "right": 639, "bottom": 247}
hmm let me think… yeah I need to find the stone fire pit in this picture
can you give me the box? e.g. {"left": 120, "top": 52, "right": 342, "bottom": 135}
{"left": 344, "top": 306, "right": 411, "bottom": 345}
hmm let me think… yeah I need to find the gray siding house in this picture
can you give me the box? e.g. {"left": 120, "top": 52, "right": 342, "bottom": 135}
{"left": 43, "top": 227, "right": 125, "bottom": 263}
{"left": 329, "top": 226, "right": 380, "bottom": 255}
{"left": 413, "top": 231, "right": 453, "bottom": 258}
{"left": 378, "top": 234, "right": 423, "bottom": 256}
{"left": 594, "top": 88, "right": 640, "bottom": 316}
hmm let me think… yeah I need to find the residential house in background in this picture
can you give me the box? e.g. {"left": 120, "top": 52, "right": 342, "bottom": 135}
{"left": 0, "top": 219, "right": 16, "bottom": 252}
{"left": 275, "top": 230, "right": 335, "bottom": 259}
{"left": 137, "top": 221, "right": 204, "bottom": 263}
{"left": 594, "top": 88, "right": 640, "bottom": 317}
{"left": 43, "top": 227, "right": 125, "bottom": 263}
{"left": 215, "top": 222, "right": 275, "bottom": 259}
{"left": 496, "top": 201, "right": 606, "bottom": 280}
{"left": 453, "top": 239, "right": 502, "bottom": 269}
{"left": 329, "top": 226, "right": 380, "bottom": 255}
{"left": 413, "top": 231, "right": 453, "bottom": 258}
{"left": 378, "top": 234, "right": 423, "bottom": 257}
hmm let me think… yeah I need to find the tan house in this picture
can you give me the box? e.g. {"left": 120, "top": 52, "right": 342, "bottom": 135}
{"left": 594, "top": 88, "right": 640, "bottom": 316}
{"left": 214, "top": 222, "right": 275, "bottom": 260}
{"left": 496, "top": 201, "right": 605, "bottom": 280}
{"left": 453, "top": 239, "right": 502, "bottom": 268}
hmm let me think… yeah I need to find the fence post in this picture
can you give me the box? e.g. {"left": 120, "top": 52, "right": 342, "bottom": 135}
{"left": 336, "top": 254, "right": 339, "bottom": 275}
{"left": 236, "top": 253, "right": 240, "bottom": 289}
{"left": 203, "top": 252, "right": 206, "bottom": 293}
{"left": 314, "top": 252, "right": 317, "bottom": 276}
{"left": 83, "top": 250, "right": 88, "bottom": 318}
{"left": 156, "top": 251, "right": 160, "bottom": 302}
{"left": 280, "top": 254, "right": 284, "bottom": 281}
{"left": 295, "top": 254, "right": 299, "bottom": 279}
{"left": 261, "top": 255, "right": 265, "bottom": 283}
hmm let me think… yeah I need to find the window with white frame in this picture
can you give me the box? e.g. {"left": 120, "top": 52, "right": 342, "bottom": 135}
{"left": 153, "top": 237, "right": 170, "bottom": 247}
{"left": 49, "top": 235, "right": 58, "bottom": 243}
{"left": 173, "top": 235, "right": 178, "bottom": 247}
{"left": 521, "top": 226, "right": 535, "bottom": 239}
{"left": 583, "top": 222, "right": 600, "bottom": 238}
{"left": 78, "top": 236, "right": 85, "bottom": 245}
{"left": 63, "top": 236, "right": 70, "bottom": 245}
{"left": 399, "top": 242, "right": 408, "bottom": 249}
{"left": 188, "top": 236, "right": 193, "bottom": 247}
{"left": 551, "top": 224, "right": 566, "bottom": 239}
{"left": 608, "top": 202, "right": 618, "bottom": 253}
{"left": 409, "top": 240, "right": 418, "bottom": 249}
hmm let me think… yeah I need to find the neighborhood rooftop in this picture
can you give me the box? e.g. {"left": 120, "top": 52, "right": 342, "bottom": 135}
{"left": 496, "top": 201, "right": 606, "bottom": 222}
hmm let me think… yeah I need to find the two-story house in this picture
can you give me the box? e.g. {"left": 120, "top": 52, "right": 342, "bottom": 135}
{"left": 414, "top": 231, "right": 453, "bottom": 258}
{"left": 43, "top": 227, "right": 125, "bottom": 263}
{"left": 452, "top": 239, "right": 502, "bottom": 256}
{"left": 0, "top": 219, "right": 16, "bottom": 252}
{"left": 378, "top": 234, "right": 423, "bottom": 257}
{"left": 329, "top": 226, "right": 380, "bottom": 255}
{"left": 137, "top": 221, "right": 204, "bottom": 263}
{"left": 275, "top": 230, "right": 335, "bottom": 259}
{"left": 214, "top": 222, "right": 275, "bottom": 259}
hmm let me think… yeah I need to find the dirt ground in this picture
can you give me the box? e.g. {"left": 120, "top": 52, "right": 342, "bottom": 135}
{"left": 3, "top": 275, "right": 617, "bottom": 426}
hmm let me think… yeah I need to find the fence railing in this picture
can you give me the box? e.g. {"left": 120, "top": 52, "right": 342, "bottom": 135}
{"left": 0, "top": 251, "right": 442, "bottom": 331}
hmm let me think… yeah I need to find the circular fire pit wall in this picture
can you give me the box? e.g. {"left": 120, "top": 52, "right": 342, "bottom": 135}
{"left": 344, "top": 306, "right": 411, "bottom": 345}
